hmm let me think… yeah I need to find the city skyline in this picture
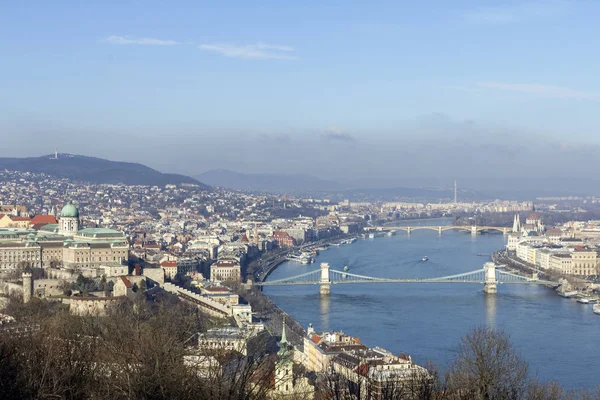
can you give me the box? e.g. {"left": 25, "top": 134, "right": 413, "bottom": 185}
{"left": 2, "top": 2, "right": 600, "bottom": 396}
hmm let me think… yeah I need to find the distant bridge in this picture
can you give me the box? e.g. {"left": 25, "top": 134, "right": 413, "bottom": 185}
{"left": 254, "top": 262, "right": 559, "bottom": 294}
{"left": 370, "top": 225, "right": 510, "bottom": 235}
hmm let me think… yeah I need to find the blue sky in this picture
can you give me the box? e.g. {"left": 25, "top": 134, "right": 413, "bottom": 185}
{"left": 1, "top": 1, "right": 599, "bottom": 183}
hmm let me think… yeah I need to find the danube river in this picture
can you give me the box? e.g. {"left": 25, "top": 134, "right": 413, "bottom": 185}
{"left": 264, "top": 222, "right": 599, "bottom": 388}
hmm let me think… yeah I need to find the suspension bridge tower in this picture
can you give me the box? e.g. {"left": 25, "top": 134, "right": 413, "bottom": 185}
{"left": 483, "top": 262, "right": 497, "bottom": 294}
{"left": 320, "top": 262, "right": 331, "bottom": 295}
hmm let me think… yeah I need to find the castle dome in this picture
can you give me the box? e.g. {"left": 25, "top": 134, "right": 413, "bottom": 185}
{"left": 60, "top": 202, "right": 79, "bottom": 218}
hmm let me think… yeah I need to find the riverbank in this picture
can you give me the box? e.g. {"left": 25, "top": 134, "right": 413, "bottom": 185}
{"left": 252, "top": 233, "right": 361, "bottom": 283}
{"left": 492, "top": 250, "right": 598, "bottom": 300}
{"left": 242, "top": 234, "right": 362, "bottom": 344}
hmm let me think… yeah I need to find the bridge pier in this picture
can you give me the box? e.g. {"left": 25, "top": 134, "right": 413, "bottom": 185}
{"left": 406, "top": 227, "right": 411, "bottom": 235}
{"left": 503, "top": 227, "right": 508, "bottom": 235}
{"left": 483, "top": 262, "right": 497, "bottom": 294}
{"left": 320, "top": 262, "right": 331, "bottom": 295}
{"left": 438, "top": 226, "right": 442, "bottom": 235}
{"left": 471, "top": 226, "right": 477, "bottom": 236}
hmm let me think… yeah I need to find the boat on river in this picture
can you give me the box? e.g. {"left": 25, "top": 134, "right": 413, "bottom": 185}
{"left": 288, "top": 253, "right": 314, "bottom": 264}
{"left": 421, "top": 256, "right": 429, "bottom": 262}
{"left": 558, "top": 291, "right": 578, "bottom": 298}
{"left": 594, "top": 304, "right": 600, "bottom": 315}
{"left": 299, "top": 253, "right": 313, "bottom": 264}
{"left": 577, "top": 298, "right": 592, "bottom": 304}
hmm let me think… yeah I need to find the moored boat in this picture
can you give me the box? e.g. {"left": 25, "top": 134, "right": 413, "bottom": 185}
{"left": 577, "top": 298, "right": 591, "bottom": 304}
{"left": 299, "top": 253, "right": 313, "bottom": 264}
{"left": 558, "top": 290, "right": 578, "bottom": 298}
{"left": 593, "top": 304, "right": 600, "bottom": 315}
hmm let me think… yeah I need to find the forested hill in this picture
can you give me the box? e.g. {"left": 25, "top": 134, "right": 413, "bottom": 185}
{"left": 0, "top": 154, "right": 207, "bottom": 187}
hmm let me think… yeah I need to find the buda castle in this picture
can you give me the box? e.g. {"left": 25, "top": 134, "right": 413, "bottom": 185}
{"left": 0, "top": 202, "right": 129, "bottom": 272}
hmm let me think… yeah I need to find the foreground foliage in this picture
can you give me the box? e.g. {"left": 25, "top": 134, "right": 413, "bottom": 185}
{"left": 1, "top": 298, "right": 598, "bottom": 400}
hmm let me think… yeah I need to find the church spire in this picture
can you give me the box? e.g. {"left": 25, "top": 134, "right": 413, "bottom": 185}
{"left": 278, "top": 317, "right": 290, "bottom": 357}
{"left": 281, "top": 317, "right": 288, "bottom": 345}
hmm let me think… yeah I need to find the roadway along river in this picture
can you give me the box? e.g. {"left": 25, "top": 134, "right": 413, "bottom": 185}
{"left": 264, "top": 222, "right": 599, "bottom": 389}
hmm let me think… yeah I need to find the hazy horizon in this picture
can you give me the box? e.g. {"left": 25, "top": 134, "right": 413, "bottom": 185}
{"left": 2, "top": 1, "right": 600, "bottom": 192}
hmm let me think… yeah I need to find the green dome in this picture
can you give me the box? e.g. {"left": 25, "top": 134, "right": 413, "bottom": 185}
{"left": 60, "top": 202, "right": 79, "bottom": 218}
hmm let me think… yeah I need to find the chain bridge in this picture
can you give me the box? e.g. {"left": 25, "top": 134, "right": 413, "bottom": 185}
{"left": 253, "top": 262, "right": 559, "bottom": 294}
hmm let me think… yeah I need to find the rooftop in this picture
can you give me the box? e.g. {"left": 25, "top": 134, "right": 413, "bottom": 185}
{"left": 77, "top": 227, "right": 124, "bottom": 238}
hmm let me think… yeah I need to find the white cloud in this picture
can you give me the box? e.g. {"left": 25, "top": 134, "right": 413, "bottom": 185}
{"left": 105, "top": 35, "right": 180, "bottom": 46}
{"left": 198, "top": 43, "right": 296, "bottom": 60}
{"left": 465, "top": 1, "right": 569, "bottom": 25}
{"left": 476, "top": 82, "right": 600, "bottom": 100}
{"left": 323, "top": 127, "right": 354, "bottom": 142}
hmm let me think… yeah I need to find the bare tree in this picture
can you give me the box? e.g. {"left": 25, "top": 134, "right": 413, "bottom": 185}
{"left": 447, "top": 327, "right": 529, "bottom": 400}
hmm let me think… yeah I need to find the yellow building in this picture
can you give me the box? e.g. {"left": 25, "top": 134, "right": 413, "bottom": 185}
{"left": 210, "top": 260, "right": 241, "bottom": 281}
{"left": 571, "top": 248, "right": 598, "bottom": 276}
{"left": 549, "top": 253, "right": 573, "bottom": 275}
{"left": 0, "top": 241, "right": 42, "bottom": 269}
{"left": 302, "top": 325, "right": 366, "bottom": 372}
{"left": 0, "top": 215, "right": 31, "bottom": 228}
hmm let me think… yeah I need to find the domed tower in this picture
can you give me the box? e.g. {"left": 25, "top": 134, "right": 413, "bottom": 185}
{"left": 59, "top": 201, "right": 80, "bottom": 235}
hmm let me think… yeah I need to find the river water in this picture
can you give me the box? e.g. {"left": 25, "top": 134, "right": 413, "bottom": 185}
{"left": 264, "top": 221, "right": 600, "bottom": 388}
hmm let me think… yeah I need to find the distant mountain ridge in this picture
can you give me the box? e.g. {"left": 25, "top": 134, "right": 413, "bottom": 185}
{"left": 0, "top": 154, "right": 207, "bottom": 187}
{"left": 197, "top": 169, "right": 342, "bottom": 192}
{"left": 196, "top": 169, "right": 484, "bottom": 201}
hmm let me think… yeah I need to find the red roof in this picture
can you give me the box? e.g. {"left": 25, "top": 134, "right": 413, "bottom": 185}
{"left": 311, "top": 334, "right": 321, "bottom": 344}
{"left": 527, "top": 212, "right": 540, "bottom": 220}
{"left": 30, "top": 215, "right": 58, "bottom": 225}
{"left": 215, "top": 261, "right": 239, "bottom": 267}
{"left": 10, "top": 217, "right": 31, "bottom": 222}
{"left": 120, "top": 276, "right": 132, "bottom": 288}
{"left": 160, "top": 261, "right": 177, "bottom": 267}
{"left": 31, "top": 223, "right": 49, "bottom": 231}
{"left": 273, "top": 231, "right": 292, "bottom": 238}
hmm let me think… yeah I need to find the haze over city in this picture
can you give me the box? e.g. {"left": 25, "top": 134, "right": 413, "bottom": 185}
{"left": 2, "top": 1, "right": 600, "bottom": 192}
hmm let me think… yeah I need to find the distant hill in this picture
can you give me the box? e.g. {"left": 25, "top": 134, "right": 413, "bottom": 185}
{"left": 197, "top": 169, "right": 342, "bottom": 192}
{"left": 338, "top": 186, "right": 482, "bottom": 202}
{"left": 196, "top": 169, "right": 488, "bottom": 201}
{"left": 0, "top": 154, "right": 208, "bottom": 187}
